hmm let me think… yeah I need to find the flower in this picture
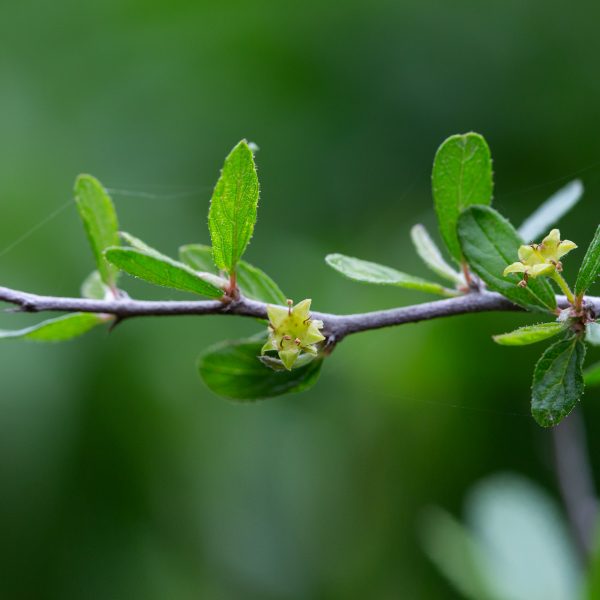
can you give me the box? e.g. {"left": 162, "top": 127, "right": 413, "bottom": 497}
{"left": 261, "top": 299, "right": 325, "bottom": 370}
{"left": 503, "top": 229, "right": 577, "bottom": 285}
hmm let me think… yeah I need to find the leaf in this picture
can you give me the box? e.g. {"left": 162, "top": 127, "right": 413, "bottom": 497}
{"left": 458, "top": 206, "right": 557, "bottom": 312}
{"left": 105, "top": 248, "right": 224, "bottom": 298}
{"left": 493, "top": 322, "right": 566, "bottom": 346}
{"left": 179, "top": 243, "right": 286, "bottom": 304}
{"left": 178, "top": 244, "right": 216, "bottom": 273}
{"left": 119, "top": 231, "right": 159, "bottom": 256}
{"left": 586, "top": 322, "right": 600, "bottom": 346}
{"left": 325, "top": 253, "right": 459, "bottom": 297}
{"left": 574, "top": 224, "right": 600, "bottom": 296}
{"left": 74, "top": 174, "right": 120, "bottom": 287}
{"left": 198, "top": 337, "right": 322, "bottom": 400}
{"left": 531, "top": 335, "right": 586, "bottom": 427}
{"left": 432, "top": 132, "right": 493, "bottom": 261}
{"left": 419, "top": 508, "right": 494, "bottom": 600}
{"left": 208, "top": 140, "right": 260, "bottom": 273}
{"left": 583, "top": 360, "right": 600, "bottom": 386}
{"left": 410, "top": 224, "right": 463, "bottom": 284}
{"left": 466, "top": 474, "right": 582, "bottom": 600}
{"left": 518, "top": 179, "right": 583, "bottom": 243}
{"left": 81, "top": 270, "right": 111, "bottom": 300}
{"left": 236, "top": 262, "right": 287, "bottom": 305}
{"left": 0, "top": 313, "right": 107, "bottom": 342}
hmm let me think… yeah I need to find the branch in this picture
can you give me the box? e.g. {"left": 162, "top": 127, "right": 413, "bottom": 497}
{"left": 552, "top": 409, "right": 598, "bottom": 560}
{"left": 0, "top": 285, "right": 588, "bottom": 340}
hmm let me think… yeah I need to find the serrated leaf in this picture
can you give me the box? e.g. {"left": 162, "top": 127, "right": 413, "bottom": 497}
{"left": 81, "top": 271, "right": 111, "bottom": 300}
{"left": 493, "top": 322, "right": 566, "bottom": 346}
{"left": 208, "top": 140, "right": 259, "bottom": 273}
{"left": 179, "top": 243, "right": 286, "bottom": 304}
{"left": 105, "top": 247, "right": 224, "bottom": 298}
{"left": 432, "top": 132, "right": 493, "bottom": 261}
{"left": 574, "top": 224, "right": 600, "bottom": 296}
{"left": 531, "top": 336, "right": 586, "bottom": 427}
{"left": 74, "top": 174, "right": 120, "bottom": 287}
{"left": 584, "top": 361, "right": 600, "bottom": 387}
{"left": 0, "top": 313, "right": 107, "bottom": 342}
{"left": 458, "top": 206, "right": 557, "bottom": 312}
{"left": 410, "top": 224, "right": 463, "bottom": 284}
{"left": 198, "top": 337, "right": 322, "bottom": 400}
{"left": 325, "top": 253, "right": 459, "bottom": 297}
{"left": 518, "top": 180, "right": 583, "bottom": 243}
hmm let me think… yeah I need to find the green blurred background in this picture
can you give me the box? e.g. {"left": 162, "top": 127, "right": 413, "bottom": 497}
{"left": 2, "top": 1, "right": 600, "bottom": 598}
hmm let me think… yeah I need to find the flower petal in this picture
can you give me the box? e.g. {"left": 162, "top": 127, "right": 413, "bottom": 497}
{"left": 542, "top": 229, "right": 561, "bottom": 251}
{"left": 504, "top": 262, "right": 527, "bottom": 276}
{"left": 304, "top": 325, "right": 326, "bottom": 345}
{"left": 556, "top": 240, "right": 577, "bottom": 259}
{"left": 529, "top": 263, "right": 555, "bottom": 277}
{"left": 267, "top": 305, "right": 288, "bottom": 329}
{"left": 261, "top": 338, "right": 277, "bottom": 354}
{"left": 518, "top": 245, "right": 539, "bottom": 264}
{"left": 292, "top": 298, "right": 312, "bottom": 321}
{"left": 279, "top": 348, "right": 299, "bottom": 371}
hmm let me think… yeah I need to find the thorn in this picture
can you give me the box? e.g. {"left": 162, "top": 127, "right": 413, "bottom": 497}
{"left": 108, "top": 315, "right": 125, "bottom": 333}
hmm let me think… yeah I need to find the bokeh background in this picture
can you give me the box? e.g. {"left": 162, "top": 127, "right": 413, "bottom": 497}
{"left": 2, "top": 1, "right": 600, "bottom": 598}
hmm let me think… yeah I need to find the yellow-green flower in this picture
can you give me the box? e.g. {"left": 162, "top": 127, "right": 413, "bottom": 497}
{"left": 261, "top": 299, "right": 325, "bottom": 370}
{"left": 503, "top": 229, "right": 577, "bottom": 285}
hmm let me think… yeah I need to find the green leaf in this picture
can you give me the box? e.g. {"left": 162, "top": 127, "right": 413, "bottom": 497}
{"left": 586, "top": 322, "right": 600, "bottom": 346}
{"left": 208, "top": 140, "right": 260, "bottom": 273}
{"left": 574, "top": 224, "right": 600, "bottom": 296}
{"left": 74, "top": 174, "right": 120, "bottom": 287}
{"left": 178, "top": 244, "right": 216, "bottom": 273}
{"left": 419, "top": 508, "right": 493, "bottom": 600}
{"left": 325, "top": 253, "right": 459, "bottom": 297}
{"left": 458, "top": 206, "right": 557, "bottom": 312}
{"left": 518, "top": 179, "right": 583, "bottom": 243}
{"left": 410, "top": 224, "right": 463, "bottom": 284}
{"left": 583, "top": 360, "right": 600, "bottom": 386}
{"left": 179, "top": 243, "right": 286, "bottom": 304}
{"left": 236, "top": 262, "right": 287, "bottom": 305}
{"left": 531, "top": 335, "right": 586, "bottom": 427}
{"left": 119, "top": 231, "right": 159, "bottom": 256}
{"left": 432, "top": 132, "right": 493, "bottom": 261}
{"left": 465, "top": 474, "right": 582, "bottom": 600}
{"left": 198, "top": 337, "right": 322, "bottom": 400}
{"left": 493, "top": 322, "right": 566, "bottom": 346}
{"left": 0, "top": 313, "right": 107, "bottom": 342}
{"left": 81, "top": 270, "right": 111, "bottom": 300}
{"left": 105, "top": 247, "right": 224, "bottom": 298}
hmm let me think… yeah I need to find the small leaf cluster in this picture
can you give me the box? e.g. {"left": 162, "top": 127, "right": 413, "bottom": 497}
{"left": 3, "top": 133, "right": 600, "bottom": 426}
{"left": 325, "top": 132, "right": 596, "bottom": 427}
{"left": 2, "top": 141, "right": 309, "bottom": 400}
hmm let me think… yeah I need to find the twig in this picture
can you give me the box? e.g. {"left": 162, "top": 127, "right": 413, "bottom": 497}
{"left": 0, "top": 285, "right": 588, "bottom": 339}
{"left": 1, "top": 283, "right": 598, "bottom": 556}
